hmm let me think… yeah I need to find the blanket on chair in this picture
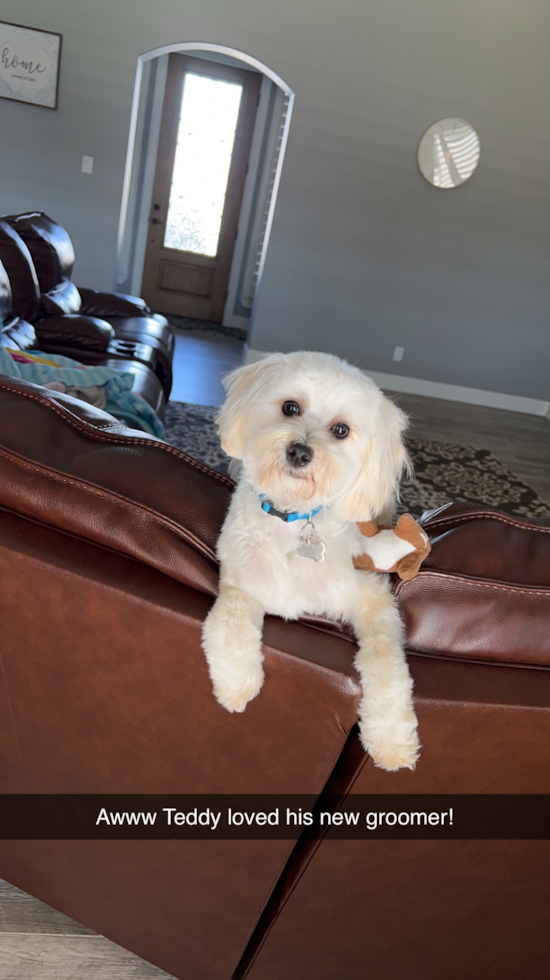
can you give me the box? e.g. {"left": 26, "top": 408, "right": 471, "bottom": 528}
{"left": 0, "top": 347, "right": 166, "bottom": 439}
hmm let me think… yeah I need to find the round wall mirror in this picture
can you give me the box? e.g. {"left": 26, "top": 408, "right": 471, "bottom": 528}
{"left": 417, "top": 118, "right": 480, "bottom": 189}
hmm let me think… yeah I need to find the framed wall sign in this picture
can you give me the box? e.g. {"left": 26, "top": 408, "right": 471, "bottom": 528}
{"left": 0, "top": 21, "right": 62, "bottom": 110}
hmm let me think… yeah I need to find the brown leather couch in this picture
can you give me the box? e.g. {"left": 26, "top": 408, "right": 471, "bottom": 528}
{"left": 0, "top": 375, "right": 549, "bottom": 980}
{"left": 0, "top": 212, "right": 175, "bottom": 405}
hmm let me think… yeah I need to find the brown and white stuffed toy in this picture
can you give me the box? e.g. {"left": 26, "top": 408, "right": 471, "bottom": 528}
{"left": 353, "top": 514, "right": 431, "bottom": 581}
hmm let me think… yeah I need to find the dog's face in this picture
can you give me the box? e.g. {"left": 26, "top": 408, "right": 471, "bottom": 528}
{"left": 217, "top": 351, "right": 410, "bottom": 521}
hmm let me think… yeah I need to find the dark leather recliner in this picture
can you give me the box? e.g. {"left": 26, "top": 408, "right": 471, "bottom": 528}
{"left": 0, "top": 249, "right": 166, "bottom": 417}
{"left": 0, "top": 375, "right": 549, "bottom": 980}
{"left": 0, "top": 212, "right": 175, "bottom": 401}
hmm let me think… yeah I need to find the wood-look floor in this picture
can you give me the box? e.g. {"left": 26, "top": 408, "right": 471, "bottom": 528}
{"left": 169, "top": 327, "right": 244, "bottom": 406}
{"left": 1, "top": 330, "right": 549, "bottom": 978}
{"left": 390, "top": 390, "right": 550, "bottom": 504}
{"left": 0, "top": 879, "right": 174, "bottom": 979}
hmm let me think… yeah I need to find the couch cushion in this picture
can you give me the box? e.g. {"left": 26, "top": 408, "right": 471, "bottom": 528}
{"left": 7, "top": 212, "right": 75, "bottom": 293}
{"left": 0, "top": 501, "right": 362, "bottom": 980}
{"left": 0, "top": 220, "right": 40, "bottom": 322}
{"left": 395, "top": 503, "right": 550, "bottom": 668}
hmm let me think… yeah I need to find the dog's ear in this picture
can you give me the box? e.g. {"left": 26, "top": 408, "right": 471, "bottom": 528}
{"left": 217, "top": 358, "right": 278, "bottom": 459}
{"left": 333, "top": 396, "right": 411, "bottom": 523}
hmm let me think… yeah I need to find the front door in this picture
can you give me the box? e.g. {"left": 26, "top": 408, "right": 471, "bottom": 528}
{"left": 141, "top": 53, "right": 261, "bottom": 322}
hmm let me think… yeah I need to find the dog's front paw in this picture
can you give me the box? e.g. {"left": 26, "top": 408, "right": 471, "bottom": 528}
{"left": 202, "top": 589, "right": 265, "bottom": 714}
{"left": 213, "top": 665, "right": 265, "bottom": 714}
{"left": 359, "top": 710, "right": 420, "bottom": 771}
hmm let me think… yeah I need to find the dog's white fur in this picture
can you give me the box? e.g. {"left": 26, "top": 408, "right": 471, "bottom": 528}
{"left": 201, "top": 351, "right": 420, "bottom": 771}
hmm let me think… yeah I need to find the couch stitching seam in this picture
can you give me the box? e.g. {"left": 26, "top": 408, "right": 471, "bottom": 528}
{"left": 400, "top": 570, "right": 550, "bottom": 597}
{"left": 0, "top": 380, "right": 235, "bottom": 488}
{"left": 0, "top": 446, "right": 219, "bottom": 564}
{"left": 424, "top": 512, "right": 550, "bottom": 534}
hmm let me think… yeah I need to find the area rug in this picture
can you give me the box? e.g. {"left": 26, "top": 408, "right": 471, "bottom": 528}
{"left": 164, "top": 401, "right": 550, "bottom": 521}
{"left": 165, "top": 314, "right": 247, "bottom": 342}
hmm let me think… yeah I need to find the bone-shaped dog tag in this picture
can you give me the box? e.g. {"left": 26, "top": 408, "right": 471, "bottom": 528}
{"left": 289, "top": 519, "right": 326, "bottom": 562}
{"left": 293, "top": 539, "right": 326, "bottom": 562}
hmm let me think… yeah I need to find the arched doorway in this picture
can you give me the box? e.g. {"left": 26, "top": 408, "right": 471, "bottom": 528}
{"left": 116, "top": 43, "right": 294, "bottom": 335}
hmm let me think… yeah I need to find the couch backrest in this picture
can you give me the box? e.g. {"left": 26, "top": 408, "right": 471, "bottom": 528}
{"left": 0, "top": 258, "right": 12, "bottom": 325}
{"left": 0, "top": 375, "right": 232, "bottom": 597}
{"left": 2, "top": 376, "right": 549, "bottom": 672}
{"left": 397, "top": 502, "right": 550, "bottom": 669}
{"left": 0, "top": 257, "right": 39, "bottom": 351}
{"left": 7, "top": 212, "right": 74, "bottom": 291}
{"left": 6, "top": 212, "right": 82, "bottom": 315}
{"left": 0, "top": 219, "right": 40, "bottom": 322}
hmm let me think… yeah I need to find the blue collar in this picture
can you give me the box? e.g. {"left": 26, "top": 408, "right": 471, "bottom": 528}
{"left": 259, "top": 494, "right": 322, "bottom": 523}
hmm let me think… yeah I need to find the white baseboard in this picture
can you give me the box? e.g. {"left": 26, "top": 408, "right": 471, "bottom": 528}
{"left": 244, "top": 348, "right": 550, "bottom": 417}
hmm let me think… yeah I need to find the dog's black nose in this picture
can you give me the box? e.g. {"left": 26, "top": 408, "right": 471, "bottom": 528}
{"left": 286, "top": 442, "right": 313, "bottom": 467}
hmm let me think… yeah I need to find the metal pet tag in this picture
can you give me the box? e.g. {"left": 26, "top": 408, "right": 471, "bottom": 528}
{"left": 294, "top": 539, "right": 326, "bottom": 562}
{"left": 290, "top": 520, "right": 326, "bottom": 563}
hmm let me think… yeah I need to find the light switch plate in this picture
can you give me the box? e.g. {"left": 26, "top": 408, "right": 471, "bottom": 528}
{"left": 81, "top": 155, "right": 94, "bottom": 174}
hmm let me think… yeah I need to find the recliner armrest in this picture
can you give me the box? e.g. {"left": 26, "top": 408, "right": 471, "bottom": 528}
{"left": 78, "top": 288, "right": 151, "bottom": 318}
{"left": 34, "top": 314, "right": 115, "bottom": 352}
{"left": 1, "top": 318, "right": 38, "bottom": 352}
{"left": 40, "top": 281, "right": 82, "bottom": 316}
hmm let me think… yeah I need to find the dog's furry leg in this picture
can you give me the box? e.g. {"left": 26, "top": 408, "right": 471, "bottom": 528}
{"left": 350, "top": 577, "right": 420, "bottom": 771}
{"left": 202, "top": 585, "right": 265, "bottom": 713}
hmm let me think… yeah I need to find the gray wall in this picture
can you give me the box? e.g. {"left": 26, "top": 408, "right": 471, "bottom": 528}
{"left": 1, "top": 0, "right": 549, "bottom": 399}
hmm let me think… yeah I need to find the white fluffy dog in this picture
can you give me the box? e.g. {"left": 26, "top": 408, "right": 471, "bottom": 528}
{"left": 202, "top": 351, "right": 420, "bottom": 771}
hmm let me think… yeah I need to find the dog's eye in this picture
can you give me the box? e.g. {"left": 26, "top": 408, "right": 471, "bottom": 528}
{"left": 282, "top": 401, "right": 300, "bottom": 417}
{"left": 331, "top": 422, "right": 349, "bottom": 440}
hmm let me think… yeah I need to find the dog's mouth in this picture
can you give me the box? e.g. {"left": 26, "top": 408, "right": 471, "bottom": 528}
{"left": 254, "top": 440, "right": 319, "bottom": 502}
{"left": 286, "top": 467, "right": 313, "bottom": 481}
{"left": 280, "top": 441, "right": 317, "bottom": 490}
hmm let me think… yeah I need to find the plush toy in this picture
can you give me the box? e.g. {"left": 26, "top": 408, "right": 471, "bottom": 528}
{"left": 353, "top": 514, "right": 431, "bottom": 580}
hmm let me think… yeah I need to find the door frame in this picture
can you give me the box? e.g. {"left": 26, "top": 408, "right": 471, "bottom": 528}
{"left": 116, "top": 43, "right": 295, "bottom": 328}
{"left": 141, "top": 53, "right": 262, "bottom": 321}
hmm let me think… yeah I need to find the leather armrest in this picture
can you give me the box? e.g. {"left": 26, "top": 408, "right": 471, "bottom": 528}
{"left": 396, "top": 503, "right": 550, "bottom": 668}
{"left": 1, "top": 318, "right": 38, "bottom": 351}
{"left": 40, "top": 281, "right": 82, "bottom": 316}
{"left": 78, "top": 288, "right": 151, "bottom": 317}
{"left": 34, "top": 314, "right": 115, "bottom": 352}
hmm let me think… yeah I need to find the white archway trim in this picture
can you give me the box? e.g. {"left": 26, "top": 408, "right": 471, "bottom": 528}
{"left": 139, "top": 42, "right": 293, "bottom": 94}
{"left": 116, "top": 42, "right": 295, "bottom": 327}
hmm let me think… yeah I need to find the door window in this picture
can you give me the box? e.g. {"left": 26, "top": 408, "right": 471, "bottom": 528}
{"left": 164, "top": 73, "right": 243, "bottom": 257}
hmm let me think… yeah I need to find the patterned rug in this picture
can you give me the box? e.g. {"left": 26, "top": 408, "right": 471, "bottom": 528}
{"left": 165, "top": 314, "right": 247, "bottom": 342}
{"left": 164, "top": 401, "right": 550, "bottom": 521}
